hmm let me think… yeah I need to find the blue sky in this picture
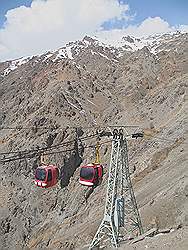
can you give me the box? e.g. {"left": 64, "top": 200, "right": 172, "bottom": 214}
{"left": 127, "top": 0, "right": 188, "bottom": 26}
{"left": 0, "top": 0, "right": 187, "bottom": 29}
{"left": 0, "top": 0, "right": 32, "bottom": 27}
{"left": 0, "top": 0, "right": 187, "bottom": 61}
{"left": 103, "top": 0, "right": 188, "bottom": 30}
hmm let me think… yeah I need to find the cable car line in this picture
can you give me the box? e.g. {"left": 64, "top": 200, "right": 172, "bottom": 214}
{"left": 0, "top": 130, "right": 113, "bottom": 160}
{"left": 0, "top": 124, "right": 140, "bottom": 131}
{"left": 0, "top": 130, "right": 122, "bottom": 160}
{"left": 1, "top": 130, "right": 186, "bottom": 163}
{"left": 0, "top": 126, "right": 56, "bottom": 130}
{"left": 149, "top": 135, "right": 188, "bottom": 145}
{"left": 0, "top": 132, "right": 100, "bottom": 157}
{"left": 1, "top": 140, "right": 112, "bottom": 164}
{"left": 0, "top": 139, "right": 112, "bottom": 164}
{"left": 1, "top": 130, "right": 186, "bottom": 161}
{"left": 0, "top": 148, "right": 75, "bottom": 163}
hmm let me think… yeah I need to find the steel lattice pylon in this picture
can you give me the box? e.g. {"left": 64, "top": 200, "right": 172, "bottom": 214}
{"left": 89, "top": 130, "right": 143, "bottom": 249}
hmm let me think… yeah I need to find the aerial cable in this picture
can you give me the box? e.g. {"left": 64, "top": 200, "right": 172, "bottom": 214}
{"left": 0, "top": 132, "right": 99, "bottom": 157}
{"left": 0, "top": 131, "right": 142, "bottom": 158}
{"left": 0, "top": 140, "right": 112, "bottom": 164}
{"left": 0, "top": 124, "right": 140, "bottom": 131}
{"left": 0, "top": 126, "right": 55, "bottom": 130}
{"left": 2, "top": 140, "right": 112, "bottom": 162}
{"left": 0, "top": 148, "right": 75, "bottom": 163}
{"left": 1, "top": 129, "right": 181, "bottom": 158}
{"left": 144, "top": 133, "right": 188, "bottom": 145}
{"left": 2, "top": 130, "right": 186, "bottom": 163}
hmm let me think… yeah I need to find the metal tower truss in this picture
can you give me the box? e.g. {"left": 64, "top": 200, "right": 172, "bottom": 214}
{"left": 89, "top": 130, "right": 120, "bottom": 248}
{"left": 89, "top": 129, "right": 143, "bottom": 249}
{"left": 119, "top": 135, "right": 143, "bottom": 239}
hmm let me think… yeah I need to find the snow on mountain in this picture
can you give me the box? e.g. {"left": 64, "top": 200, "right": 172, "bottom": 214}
{"left": 96, "top": 30, "right": 187, "bottom": 54}
{"left": 2, "top": 56, "right": 33, "bottom": 76}
{"left": 1, "top": 31, "right": 187, "bottom": 77}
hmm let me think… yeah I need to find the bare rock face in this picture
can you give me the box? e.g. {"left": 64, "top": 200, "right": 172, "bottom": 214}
{"left": 0, "top": 32, "right": 188, "bottom": 249}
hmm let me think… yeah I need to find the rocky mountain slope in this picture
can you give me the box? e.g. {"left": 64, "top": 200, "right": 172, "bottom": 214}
{"left": 0, "top": 31, "right": 188, "bottom": 249}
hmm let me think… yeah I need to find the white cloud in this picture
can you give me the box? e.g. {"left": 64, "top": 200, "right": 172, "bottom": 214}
{"left": 179, "top": 24, "right": 188, "bottom": 32}
{"left": 125, "top": 17, "right": 174, "bottom": 37}
{"left": 97, "top": 17, "right": 177, "bottom": 43}
{"left": 0, "top": 43, "right": 9, "bottom": 56}
{"left": 0, "top": 0, "right": 129, "bottom": 61}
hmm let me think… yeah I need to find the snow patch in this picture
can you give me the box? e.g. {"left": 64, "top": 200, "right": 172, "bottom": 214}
{"left": 3, "top": 56, "right": 32, "bottom": 76}
{"left": 91, "top": 50, "right": 97, "bottom": 56}
{"left": 98, "top": 52, "right": 111, "bottom": 60}
{"left": 43, "top": 53, "right": 53, "bottom": 61}
{"left": 66, "top": 99, "right": 81, "bottom": 111}
{"left": 53, "top": 45, "right": 74, "bottom": 61}
{"left": 87, "top": 99, "right": 97, "bottom": 107}
{"left": 66, "top": 46, "right": 74, "bottom": 59}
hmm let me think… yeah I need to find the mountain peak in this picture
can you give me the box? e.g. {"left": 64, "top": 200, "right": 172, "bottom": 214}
{"left": 82, "top": 35, "right": 100, "bottom": 45}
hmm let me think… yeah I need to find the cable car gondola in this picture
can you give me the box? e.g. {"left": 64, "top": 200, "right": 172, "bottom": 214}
{"left": 79, "top": 140, "right": 103, "bottom": 187}
{"left": 35, "top": 155, "right": 59, "bottom": 188}
{"left": 79, "top": 163, "right": 103, "bottom": 187}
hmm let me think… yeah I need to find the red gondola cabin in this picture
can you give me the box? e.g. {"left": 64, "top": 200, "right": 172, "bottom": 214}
{"left": 79, "top": 163, "right": 103, "bottom": 187}
{"left": 35, "top": 165, "right": 59, "bottom": 188}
